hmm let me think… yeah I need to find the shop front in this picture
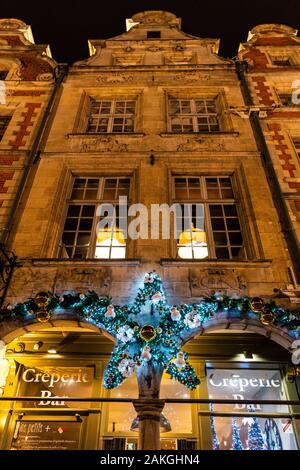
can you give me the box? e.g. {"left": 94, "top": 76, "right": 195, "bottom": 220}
{"left": 0, "top": 330, "right": 299, "bottom": 450}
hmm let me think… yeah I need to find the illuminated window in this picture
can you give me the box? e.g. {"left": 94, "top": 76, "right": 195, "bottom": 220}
{"left": 0, "top": 116, "right": 11, "bottom": 141}
{"left": 87, "top": 99, "right": 136, "bottom": 133}
{"left": 60, "top": 177, "right": 129, "bottom": 259}
{"left": 168, "top": 98, "right": 220, "bottom": 133}
{"left": 207, "top": 368, "right": 298, "bottom": 450}
{"left": 174, "top": 176, "right": 245, "bottom": 260}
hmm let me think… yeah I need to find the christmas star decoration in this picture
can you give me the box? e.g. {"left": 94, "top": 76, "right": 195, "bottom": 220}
{"left": 1, "top": 272, "right": 300, "bottom": 391}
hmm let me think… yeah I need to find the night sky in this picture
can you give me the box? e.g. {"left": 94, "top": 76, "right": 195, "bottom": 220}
{"left": 1, "top": 0, "right": 300, "bottom": 63}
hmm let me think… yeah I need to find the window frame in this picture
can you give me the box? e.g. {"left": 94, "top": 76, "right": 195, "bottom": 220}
{"left": 167, "top": 97, "right": 221, "bottom": 134}
{"left": 86, "top": 98, "right": 137, "bottom": 134}
{"left": 172, "top": 175, "right": 246, "bottom": 261}
{"left": 60, "top": 176, "right": 131, "bottom": 260}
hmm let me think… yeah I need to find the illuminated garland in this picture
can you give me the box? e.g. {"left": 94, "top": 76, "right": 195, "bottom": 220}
{"left": 0, "top": 272, "right": 299, "bottom": 391}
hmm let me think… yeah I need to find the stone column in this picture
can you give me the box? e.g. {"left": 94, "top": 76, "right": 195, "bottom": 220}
{"left": 133, "top": 399, "right": 165, "bottom": 450}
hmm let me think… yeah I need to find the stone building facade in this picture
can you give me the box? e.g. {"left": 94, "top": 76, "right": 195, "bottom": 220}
{"left": 0, "top": 11, "right": 299, "bottom": 451}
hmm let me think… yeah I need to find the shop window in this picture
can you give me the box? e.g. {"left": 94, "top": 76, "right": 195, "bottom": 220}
{"left": 174, "top": 176, "right": 245, "bottom": 260}
{"left": 60, "top": 177, "right": 129, "bottom": 259}
{"left": 168, "top": 97, "right": 220, "bottom": 133}
{"left": 207, "top": 368, "right": 298, "bottom": 450}
{"left": 105, "top": 373, "right": 194, "bottom": 449}
{"left": 87, "top": 99, "right": 136, "bottom": 133}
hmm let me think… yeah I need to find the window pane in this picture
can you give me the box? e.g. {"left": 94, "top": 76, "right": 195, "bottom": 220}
{"left": 81, "top": 205, "right": 95, "bottom": 217}
{"left": 62, "top": 233, "right": 76, "bottom": 245}
{"left": 73, "top": 178, "right": 86, "bottom": 188}
{"left": 67, "top": 205, "right": 80, "bottom": 217}
{"left": 226, "top": 218, "right": 241, "bottom": 230}
{"left": 213, "top": 232, "right": 227, "bottom": 245}
{"left": 64, "top": 218, "right": 78, "bottom": 231}
{"left": 224, "top": 205, "right": 238, "bottom": 216}
{"left": 211, "top": 218, "right": 226, "bottom": 230}
{"left": 174, "top": 178, "right": 188, "bottom": 198}
{"left": 110, "top": 247, "right": 126, "bottom": 258}
{"left": 79, "top": 218, "right": 93, "bottom": 231}
{"left": 209, "top": 205, "right": 223, "bottom": 216}
{"left": 84, "top": 189, "right": 98, "bottom": 200}
{"left": 215, "top": 247, "right": 230, "bottom": 258}
{"left": 73, "top": 247, "right": 88, "bottom": 259}
{"left": 87, "top": 179, "right": 99, "bottom": 188}
{"left": 228, "top": 232, "right": 243, "bottom": 245}
{"left": 71, "top": 189, "right": 84, "bottom": 199}
{"left": 76, "top": 233, "right": 91, "bottom": 245}
{"left": 221, "top": 188, "right": 234, "bottom": 199}
{"left": 188, "top": 178, "right": 201, "bottom": 198}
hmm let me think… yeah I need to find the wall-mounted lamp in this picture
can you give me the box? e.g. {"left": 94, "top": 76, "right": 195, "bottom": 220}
{"left": 33, "top": 341, "right": 43, "bottom": 351}
{"left": 74, "top": 413, "right": 82, "bottom": 422}
{"left": 14, "top": 343, "right": 25, "bottom": 353}
{"left": 149, "top": 151, "right": 155, "bottom": 165}
{"left": 286, "top": 365, "right": 299, "bottom": 383}
{"left": 243, "top": 351, "right": 253, "bottom": 360}
{"left": 47, "top": 348, "right": 57, "bottom": 355}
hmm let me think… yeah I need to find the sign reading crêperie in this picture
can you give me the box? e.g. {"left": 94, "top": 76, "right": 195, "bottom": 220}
{"left": 207, "top": 368, "right": 284, "bottom": 410}
{"left": 18, "top": 367, "right": 94, "bottom": 408}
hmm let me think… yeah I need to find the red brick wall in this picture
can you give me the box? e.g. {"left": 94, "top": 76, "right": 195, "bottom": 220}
{"left": 267, "top": 123, "right": 299, "bottom": 192}
{"left": 9, "top": 102, "right": 42, "bottom": 150}
{"left": 252, "top": 76, "right": 275, "bottom": 105}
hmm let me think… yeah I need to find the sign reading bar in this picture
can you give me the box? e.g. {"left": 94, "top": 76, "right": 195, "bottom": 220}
{"left": 11, "top": 420, "right": 81, "bottom": 450}
{"left": 17, "top": 366, "right": 94, "bottom": 408}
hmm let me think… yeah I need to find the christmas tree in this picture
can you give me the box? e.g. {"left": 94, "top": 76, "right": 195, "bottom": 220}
{"left": 231, "top": 417, "right": 243, "bottom": 450}
{"left": 248, "top": 417, "right": 265, "bottom": 450}
{"left": 210, "top": 404, "right": 220, "bottom": 450}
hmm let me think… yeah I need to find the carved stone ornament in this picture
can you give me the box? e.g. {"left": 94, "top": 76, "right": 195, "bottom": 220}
{"left": 80, "top": 136, "right": 128, "bottom": 153}
{"left": 97, "top": 74, "right": 134, "bottom": 84}
{"left": 0, "top": 19, "right": 27, "bottom": 30}
{"left": 189, "top": 268, "right": 248, "bottom": 297}
{"left": 54, "top": 267, "right": 111, "bottom": 296}
{"left": 177, "top": 138, "right": 224, "bottom": 152}
{"left": 131, "top": 11, "right": 179, "bottom": 27}
{"left": 173, "top": 72, "right": 211, "bottom": 82}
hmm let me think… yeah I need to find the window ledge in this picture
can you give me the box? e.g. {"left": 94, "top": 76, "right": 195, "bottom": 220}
{"left": 160, "top": 258, "right": 272, "bottom": 268}
{"left": 67, "top": 133, "right": 145, "bottom": 138}
{"left": 160, "top": 132, "right": 239, "bottom": 137}
{"left": 28, "top": 258, "right": 142, "bottom": 267}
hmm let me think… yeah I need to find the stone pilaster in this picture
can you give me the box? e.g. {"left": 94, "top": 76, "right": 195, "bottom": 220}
{"left": 133, "top": 399, "right": 165, "bottom": 450}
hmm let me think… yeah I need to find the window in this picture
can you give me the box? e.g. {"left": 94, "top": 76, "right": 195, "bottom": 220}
{"left": 278, "top": 93, "right": 299, "bottom": 107}
{"left": 174, "top": 176, "right": 245, "bottom": 260}
{"left": 87, "top": 99, "right": 136, "bottom": 133}
{"left": 147, "top": 31, "right": 161, "bottom": 39}
{"left": 292, "top": 138, "right": 300, "bottom": 159}
{"left": 272, "top": 57, "right": 292, "bottom": 66}
{"left": 60, "top": 177, "right": 130, "bottom": 259}
{"left": 168, "top": 98, "right": 220, "bottom": 133}
{"left": 207, "top": 368, "right": 298, "bottom": 450}
{"left": 0, "top": 70, "right": 8, "bottom": 80}
{"left": 0, "top": 116, "right": 11, "bottom": 141}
